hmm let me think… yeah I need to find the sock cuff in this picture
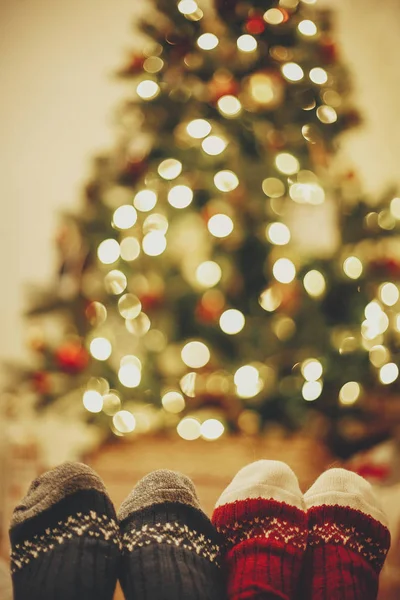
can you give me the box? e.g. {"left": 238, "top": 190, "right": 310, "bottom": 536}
{"left": 307, "top": 504, "right": 391, "bottom": 573}
{"left": 10, "top": 488, "right": 117, "bottom": 545}
{"left": 213, "top": 497, "right": 307, "bottom": 528}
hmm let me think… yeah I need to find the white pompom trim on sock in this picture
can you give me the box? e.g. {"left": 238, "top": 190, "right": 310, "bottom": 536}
{"left": 304, "top": 468, "right": 388, "bottom": 527}
{"left": 215, "top": 460, "right": 305, "bottom": 510}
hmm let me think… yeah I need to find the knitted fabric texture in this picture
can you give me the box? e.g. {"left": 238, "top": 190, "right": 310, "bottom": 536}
{"left": 302, "top": 468, "right": 391, "bottom": 600}
{"left": 118, "top": 469, "right": 225, "bottom": 600}
{"left": 212, "top": 460, "right": 307, "bottom": 600}
{"left": 9, "top": 462, "right": 120, "bottom": 600}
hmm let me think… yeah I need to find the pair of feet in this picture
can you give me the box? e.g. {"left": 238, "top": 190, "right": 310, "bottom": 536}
{"left": 213, "top": 461, "right": 390, "bottom": 600}
{"left": 9, "top": 461, "right": 390, "bottom": 599}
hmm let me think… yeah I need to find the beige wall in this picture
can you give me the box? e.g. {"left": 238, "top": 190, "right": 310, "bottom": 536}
{"left": 0, "top": 0, "right": 399, "bottom": 363}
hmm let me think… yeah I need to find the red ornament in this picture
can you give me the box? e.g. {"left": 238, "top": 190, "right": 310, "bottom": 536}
{"left": 196, "top": 291, "right": 225, "bottom": 323}
{"left": 369, "top": 258, "right": 400, "bottom": 278}
{"left": 55, "top": 341, "right": 89, "bottom": 374}
{"left": 319, "top": 36, "right": 337, "bottom": 64}
{"left": 246, "top": 16, "right": 265, "bottom": 35}
{"left": 32, "top": 371, "right": 51, "bottom": 395}
{"left": 119, "top": 157, "right": 148, "bottom": 186}
{"left": 139, "top": 292, "right": 164, "bottom": 312}
{"left": 118, "top": 53, "right": 144, "bottom": 76}
{"left": 208, "top": 73, "right": 240, "bottom": 103}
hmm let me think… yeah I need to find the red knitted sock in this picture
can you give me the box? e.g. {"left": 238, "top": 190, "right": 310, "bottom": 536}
{"left": 303, "top": 468, "right": 391, "bottom": 600}
{"left": 212, "top": 460, "right": 307, "bottom": 600}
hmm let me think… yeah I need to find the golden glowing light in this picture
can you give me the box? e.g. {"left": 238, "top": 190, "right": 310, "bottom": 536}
{"left": 162, "top": 391, "right": 186, "bottom": 413}
{"left": 264, "top": 8, "right": 285, "bottom": 24}
{"left": 158, "top": 158, "right": 182, "bottom": 180}
{"left": 118, "top": 363, "right": 141, "bottom": 388}
{"left": 83, "top": 390, "right": 103, "bottom": 413}
{"left": 273, "top": 258, "right": 296, "bottom": 284}
{"left": 102, "top": 393, "right": 121, "bottom": 416}
{"left": 113, "top": 410, "right": 136, "bottom": 434}
{"left": 379, "top": 363, "right": 399, "bottom": 385}
{"left": 142, "top": 231, "right": 167, "bottom": 256}
{"left": 202, "top": 135, "right": 227, "bottom": 156}
{"left": 259, "top": 287, "right": 282, "bottom": 312}
{"left": 134, "top": 190, "right": 157, "bottom": 212}
{"left": 234, "top": 365, "right": 262, "bottom": 398}
{"left": 302, "top": 380, "right": 322, "bottom": 401}
{"left": 168, "top": 185, "right": 193, "bottom": 209}
{"left": 180, "top": 372, "right": 197, "bottom": 397}
{"left": 309, "top": 67, "right": 328, "bottom": 84}
{"left": 201, "top": 419, "right": 224, "bottom": 440}
{"left": 118, "top": 293, "right": 142, "bottom": 319}
{"left": 317, "top": 105, "right": 337, "bottom": 124}
{"left": 274, "top": 316, "right": 296, "bottom": 341}
{"left": 186, "top": 119, "right": 212, "bottom": 138}
{"left": 262, "top": 178, "right": 285, "bottom": 198}
{"left": 343, "top": 256, "right": 363, "bottom": 279}
{"left": 181, "top": 341, "right": 210, "bottom": 368}
{"left": 97, "top": 239, "right": 120, "bottom": 264}
{"left": 379, "top": 282, "right": 399, "bottom": 307}
{"left": 120, "top": 237, "right": 140, "bottom": 261}
{"left": 217, "top": 95, "right": 242, "bottom": 117}
{"left": 197, "top": 33, "right": 219, "bottom": 50}
{"left": 196, "top": 261, "right": 222, "bottom": 287}
{"left": 303, "top": 270, "right": 326, "bottom": 298}
{"left": 177, "top": 417, "right": 201, "bottom": 440}
{"left": 90, "top": 337, "right": 112, "bottom": 361}
{"left": 390, "top": 197, "right": 400, "bottom": 219}
{"left": 275, "top": 152, "right": 300, "bottom": 175}
{"left": 136, "top": 80, "right": 160, "bottom": 100}
{"left": 126, "top": 312, "right": 151, "bottom": 336}
{"left": 298, "top": 20, "right": 317, "bottom": 36}
{"left": 301, "top": 359, "right": 323, "bottom": 381}
{"left": 214, "top": 170, "right": 239, "bottom": 192}
{"left": 219, "top": 309, "right": 245, "bottom": 335}
{"left": 143, "top": 213, "right": 168, "bottom": 234}
{"left": 266, "top": 222, "right": 291, "bottom": 245}
{"left": 339, "top": 382, "right": 361, "bottom": 405}
{"left": 281, "top": 63, "right": 304, "bottom": 82}
{"left": 104, "top": 270, "right": 127, "bottom": 295}
{"left": 113, "top": 205, "right": 138, "bottom": 229}
{"left": 289, "top": 182, "right": 325, "bottom": 205}
{"left": 369, "top": 345, "right": 390, "bottom": 368}
{"left": 86, "top": 302, "right": 107, "bottom": 326}
{"left": 362, "top": 301, "right": 389, "bottom": 339}
{"left": 143, "top": 56, "right": 164, "bottom": 74}
{"left": 237, "top": 34, "right": 258, "bottom": 52}
{"left": 208, "top": 214, "right": 234, "bottom": 238}
{"left": 178, "top": 0, "right": 199, "bottom": 14}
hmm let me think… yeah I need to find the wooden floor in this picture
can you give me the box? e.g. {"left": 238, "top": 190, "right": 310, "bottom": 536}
{"left": 89, "top": 433, "right": 334, "bottom": 600}
{"left": 89, "top": 432, "right": 334, "bottom": 515}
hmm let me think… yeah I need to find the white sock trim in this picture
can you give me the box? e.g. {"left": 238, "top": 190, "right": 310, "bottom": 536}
{"left": 304, "top": 468, "right": 389, "bottom": 528}
{"left": 215, "top": 460, "right": 305, "bottom": 510}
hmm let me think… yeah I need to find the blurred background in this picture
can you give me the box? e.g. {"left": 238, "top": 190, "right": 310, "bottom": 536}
{"left": 1, "top": 0, "right": 400, "bottom": 596}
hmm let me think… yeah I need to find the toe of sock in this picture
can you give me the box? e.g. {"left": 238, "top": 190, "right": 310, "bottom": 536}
{"left": 215, "top": 460, "right": 304, "bottom": 510}
{"left": 304, "top": 468, "right": 388, "bottom": 526}
{"left": 11, "top": 462, "right": 108, "bottom": 527}
{"left": 118, "top": 469, "right": 201, "bottom": 521}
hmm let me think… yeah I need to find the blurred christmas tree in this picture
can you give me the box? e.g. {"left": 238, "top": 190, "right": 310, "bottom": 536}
{"left": 4, "top": 0, "right": 400, "bottom": 452}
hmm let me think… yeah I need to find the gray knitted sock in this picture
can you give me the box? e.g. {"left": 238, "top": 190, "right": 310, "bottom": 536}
{"left": 118, "top": 469, "right": 225, "bottom": 600}
{"left": 9, "top": 462, "right": 120, "bottom": 600}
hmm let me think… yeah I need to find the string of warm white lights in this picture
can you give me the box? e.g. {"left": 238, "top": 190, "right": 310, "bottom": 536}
{"left": 10, "top": 0, "right": 400, "bottom": 446}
